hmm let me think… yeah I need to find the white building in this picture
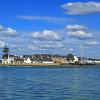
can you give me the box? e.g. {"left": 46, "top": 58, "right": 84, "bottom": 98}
{"left": 68, "top": 56, "right": 79, "bottom": 64}
{"left": 94, "top": 60, "right": 100, "bottom": 64}
{"left": 2, "top": 55, "right": 15, "bottom": 64}
{"left": 24, "top": 58, "right": 31, "bottom": 64}
{"left": 73, "top": 56, "right": 79, "bottom": 63}
{"left": 43, "top": 61, "right": 54, "bottom": 64}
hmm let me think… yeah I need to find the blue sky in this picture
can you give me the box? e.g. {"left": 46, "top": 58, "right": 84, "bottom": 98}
{"left": 0, "top": 0, "right": 100, "bottom": 58}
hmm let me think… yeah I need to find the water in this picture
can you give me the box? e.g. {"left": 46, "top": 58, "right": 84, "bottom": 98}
{"left": 0, "top": 66, "right": 100, "bottom": 100}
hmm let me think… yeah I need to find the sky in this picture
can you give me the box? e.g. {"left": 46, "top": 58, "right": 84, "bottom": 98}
{"left": 0, "top": 0, "right": 100, "bottom": 58}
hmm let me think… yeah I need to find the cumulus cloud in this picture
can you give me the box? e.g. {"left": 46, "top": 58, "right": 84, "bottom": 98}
{"left": 67, "top": 30, "right": 93, "bottom": 40}
{"left": 61, "top": 2, "right": 100, "bottom": 15}
{"left": 29, "top": 41, "right": 64, "bottom": 50}
{"left": 69, "top": 48, "right": 74, "bottom": 52}
{"left": 39, "top": 41, "right": 64, "bottom": 49}
{"left": 0, "top": 25, "right": 4, "bottom": 31}
{"left": 31, "top": 30, "right": 60, "bottom": 41}
{"left": 0, "top": 41, "right": 5, "bottom": 48}
{"left": 30, "top": 30, "right": 65, "bottom": 50}
{"left": 66, "top": 24, "right": 94, "bottom": 40}
{"left": 66, "top": 24, "right": 86, "bottom": 30}
{"left": 0, "top": 25, "right": 17, "bottom": 36}
{"left": 86, "top": 41, "right": 99, "bottom": 45}
{"left": 17, "top": 16, "right": 67, "bottom": 23}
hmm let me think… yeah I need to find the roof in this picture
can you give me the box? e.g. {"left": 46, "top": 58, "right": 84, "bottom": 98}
{"left": 9, "top": 55, "right": 15, "bottom": 57}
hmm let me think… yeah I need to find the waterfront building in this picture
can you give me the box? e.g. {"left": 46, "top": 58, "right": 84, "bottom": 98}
{"left": 73, "top": 56, "right": 79, "bottom": 63}
{"left": 52, "top": 55, "right": 67, "bottom": 64}
{"left": 23, "top": 54, "right": 53, "bottom": 64}
{"left": 2, "top": 55, "right": 15, "bottom": 64}
{"left": 24, "top": 58, "right": 31, "bottom": 64}
{"left": 94, "top": 59, "right": 100, "bottom": 64}
{"left": 14, "top": 56, "right": 24, "bottom": 64}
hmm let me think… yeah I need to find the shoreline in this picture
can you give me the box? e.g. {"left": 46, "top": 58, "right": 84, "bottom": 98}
{"left": 0, "top": 63, "right": 99, "bottom": 67}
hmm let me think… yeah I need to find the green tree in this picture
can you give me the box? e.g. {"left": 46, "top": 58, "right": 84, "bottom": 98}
{"left": 3, "top": 47, "right": 9, "bottom": 54}
{"left": 67, "top": 53, "right": 74, "bottom": 61}
{"left": 2, "top": 47, "right": 9, "bottom": 59}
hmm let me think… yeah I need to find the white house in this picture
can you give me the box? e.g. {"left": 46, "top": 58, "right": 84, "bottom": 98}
{"left": 94, "top": 60, "right": 100, "bottom": 64}
{"left": 24, "top": 57, "right": 31, "bottom": 64}
{"left": 2, "top": 55, "right": 15, "bottom": 64}
{"left": 68, "top": 56, "right": 79, "bottom": 64}
{"left": 43, "top": 61, "right": 54, "bottom": 64}
{"left": 73, "top": 56, "right": 79, "bottom": 63}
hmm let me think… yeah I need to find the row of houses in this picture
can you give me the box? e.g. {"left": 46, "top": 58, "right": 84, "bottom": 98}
{"left": 2, "top": 54, "right": 100, "bottom": 65}
{"left": 2, "top": 54, "right": 79, "bottom": 64}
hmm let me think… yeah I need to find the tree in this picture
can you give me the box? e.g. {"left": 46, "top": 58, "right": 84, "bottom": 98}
{"left": 67, "top": 53, "right": 74, "bottom": 61}
{"left": 2, "top": 47, "right": 9, "bottom": 59}
{"left": 3, "top": 47, "right": 9, "bottom": 54}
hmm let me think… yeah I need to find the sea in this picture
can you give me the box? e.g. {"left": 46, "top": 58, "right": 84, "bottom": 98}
{"left": 0, "top": 65, "right": 100, "bottom": 100}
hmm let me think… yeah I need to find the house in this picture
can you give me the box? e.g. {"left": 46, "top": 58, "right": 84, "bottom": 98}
{"left": 14, "top": 56, "right": 24, "bottom": 64}
{"left": 52, "top": 55, "right": 67, "bottom": 64}
{"left": 23, "top": 55, "right": 36, "bottom": 63}
{"left": 24, "top": 58, "right": 31, "bottom": 64}
{"left": 2, "top": 55, "right": 15, "bottom": 64}
{"left": 23, "top": 54, "right": 54, "bottom": 64}
{"left": 73, "top": 56, "right": 79, "bottom": 63}
{"left": 94, "top": 59, "right": 100, "bottom": 64}
{"left": 40, "top": 54, "right": 53, "bottom": 63}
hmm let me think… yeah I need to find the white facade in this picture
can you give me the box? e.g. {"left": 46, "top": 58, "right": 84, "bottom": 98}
{"left": 43, "top": 61, "right": 53, "bottom": 64}
{"left": 87, "top": 60, "right": 94, "bottom": 64}
{"left": 73, "top": 56, "right": 79, "bottom": 62}
{"left": 68, "top": 56, "right": 78, "bottom": 64}
{"left": 2, "top": 55, "right": 15, "bottom": 64}
{"left": 24, "top": 58, "right": 31, "bottom": 64}
{"left": 94, "top": 60, "right": 100, "bottom": 64}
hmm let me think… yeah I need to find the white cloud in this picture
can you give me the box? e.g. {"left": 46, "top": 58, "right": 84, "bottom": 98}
{"left": 3, "top": 28, "right": 17, "bottom": 36}
{"left": 69, "top": 48, "right": 74, "bottom": 52}
{"left": 66, "top": 24, "right": 94, "bottom": 40}
{"left": 29, "top": 41, "right": 64, "bottom": 50}
{"left": 67, "top": 30, "right": 93, "bottom": 39}
{"left": 0, "top": 41, "right": 5, "bottom": 48}
{"left": 0, "top": 25, "right": 4, "bottom": 31}
{"left": 0, "top": 25, "right": 17, "bottom": 36}
{"left": 66, "top": 24, "right": 86, "bottom": 30}
{"left": 86, "top": 41, "right": 99, "bottom": 45}
{"left": 30, "top": 30, "right": 64, "bottom": 50}
{"left": 28, "top": 45, "right": 41, "bottom": 50}
{"left": 62, "top": 2, "right": 100, "bottom": 15}
{"left": 32, "top": 30, "right": 60, "bottom": 41}
{"left": 17, "top": 16, "right": 67, "bottom": 23}
{"left": 6, "top": 28, "right": 16, "bottom": 33}
{"left": 39, "top": 41, "right": 64, "bottom": 49}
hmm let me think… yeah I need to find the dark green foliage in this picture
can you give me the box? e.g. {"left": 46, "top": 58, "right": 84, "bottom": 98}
{"left": 2, "top": 47, "right": 9, "bottom": 59}
{"left": 67, "top": 53, "right": 74, "bottom": 61}
{"left": 2, "top": 54, "right": 9, "bottom": 59}
{"left": 3, "top": 47, "right": 9, "bottom": 54}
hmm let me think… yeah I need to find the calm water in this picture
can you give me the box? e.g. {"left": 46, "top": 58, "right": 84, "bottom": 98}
{"left": 0, "top": 66, "right": 100, "bottom": 100}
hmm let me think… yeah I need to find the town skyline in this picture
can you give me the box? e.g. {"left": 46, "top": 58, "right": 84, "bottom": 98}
{"left": 0, "top": 0, "right": 100, "bottom": 59}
